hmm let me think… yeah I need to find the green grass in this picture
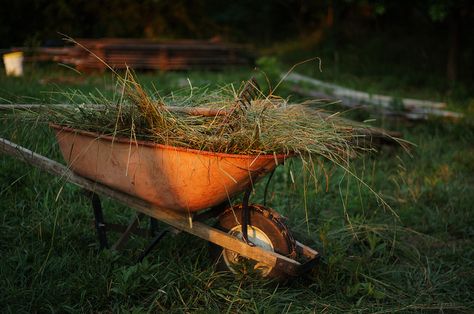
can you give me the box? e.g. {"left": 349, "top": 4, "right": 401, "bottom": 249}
{"left": 1, "top": 64, "right": 473, "bottom": 312}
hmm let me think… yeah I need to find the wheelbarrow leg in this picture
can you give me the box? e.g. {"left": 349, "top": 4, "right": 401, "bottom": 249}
{"left": 135, "top": 216, "right": 167, "bottom": 262}
{"left": 150, "top": 217, "right": 159, "bottom": 237}
{"left": 111, "top": 213, "right": 144, "bottom": 251}
{"left": 241, "top": 187, "right": 255, "bottom": 247}
{"left": 263, "top": 169, "right": 276, "bottom": 206}
{"left": 137, "top": 229, "right": 169, "bottom": 263}
{"left": 90, "top": 192, "right": 109, "bottom": 249}
{"left": 138, "top": 201, "right": 229, "bottom": 262}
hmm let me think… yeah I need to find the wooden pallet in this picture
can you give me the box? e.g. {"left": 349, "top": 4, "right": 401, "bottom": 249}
{"left": 27, "top": 38, "right": 254, "bottom": 71}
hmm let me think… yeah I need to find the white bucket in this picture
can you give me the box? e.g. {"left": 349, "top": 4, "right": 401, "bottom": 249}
{"left": 3, "top": 51, "right": 24, "bottom": 77}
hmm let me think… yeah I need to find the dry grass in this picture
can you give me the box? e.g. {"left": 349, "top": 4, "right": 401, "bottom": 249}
{"left": 30, "top": 67, "right": 396, "bottom": 212}
{"left": 46, "top": 69, "right": 371, "bottom": 169}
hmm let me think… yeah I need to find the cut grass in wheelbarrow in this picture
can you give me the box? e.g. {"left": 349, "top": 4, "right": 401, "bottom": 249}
{"left": 18, "top": 68, "right": 400, "bottom": 280}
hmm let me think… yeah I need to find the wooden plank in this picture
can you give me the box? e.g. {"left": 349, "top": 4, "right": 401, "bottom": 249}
{"left": 0, "top": 137, "right": 302, "bottom": 274}
{"left": 291, "top": 86, "right": 399, "bottom": 116}
{"left": 50, "top": 38, "right": 253, "bottom": 71}
{"left": 287, "top": 72, "right": 447, "bottom": 110}
{"left": 291, "top": 84, "right": 463, "bottom": 121}
{"left": 0, "top": 104, "right": 229, "bottom": 117}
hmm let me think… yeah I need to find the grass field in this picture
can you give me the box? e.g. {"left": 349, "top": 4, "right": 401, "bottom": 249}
{"left": 1, "top": 63, "right": 473, "bottom": 313}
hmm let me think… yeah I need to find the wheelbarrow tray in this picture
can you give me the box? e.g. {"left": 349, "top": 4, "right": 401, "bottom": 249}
{"left": 52, "top": 125, "right": 287, "bottom": 212}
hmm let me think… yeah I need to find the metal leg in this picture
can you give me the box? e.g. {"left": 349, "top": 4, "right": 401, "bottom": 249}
{"left": 150, "top": 217, "right": 159, "bottom": 237}
{"left": 111, "top": 213, "right": 144, "bottom": 251}
{"left": 241, "top": 187, "right": 255, "bottom": 247}
{"left": 137, "top": 230, "right": 169, "bottom": 262}
{"left": 263, "top": 169, "right": 276, "bottom": 206}
{"left": 90, "top": 192, "right": 109, "bottom": 249}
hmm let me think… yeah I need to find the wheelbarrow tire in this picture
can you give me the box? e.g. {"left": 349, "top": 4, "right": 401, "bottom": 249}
{"left": 209, "top": 204, "right": 296, "bottom": 281}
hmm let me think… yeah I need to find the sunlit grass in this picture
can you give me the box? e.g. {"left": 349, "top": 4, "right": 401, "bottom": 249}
{"left": 0, "top": 66, "right": 473, "bottom": 312}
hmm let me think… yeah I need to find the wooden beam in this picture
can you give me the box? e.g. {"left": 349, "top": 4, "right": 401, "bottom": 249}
{"left": 286, "top": 72, "right": 447, "bottom": 110}
{"left": 292, "top": 85, "right": 463, "bottom": 121}
{"left": 0, "top": 104, "right": 229, "bottom": 117}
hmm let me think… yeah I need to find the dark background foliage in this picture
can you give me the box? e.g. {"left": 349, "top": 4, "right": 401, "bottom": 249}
{"left": 1, "top": 1, "right": 473, "bottom": 84}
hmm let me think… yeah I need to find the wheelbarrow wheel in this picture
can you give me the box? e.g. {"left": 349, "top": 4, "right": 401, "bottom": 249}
{"left": 209, "top": 204, "right": 296, "bottom": 281}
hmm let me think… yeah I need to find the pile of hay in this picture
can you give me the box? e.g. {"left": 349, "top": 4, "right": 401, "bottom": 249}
{"left": 47, "top": 70, "right": 371, "bottom": 167}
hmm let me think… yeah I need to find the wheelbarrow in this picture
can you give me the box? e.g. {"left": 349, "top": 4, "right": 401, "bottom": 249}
{"left": 0, "top": 124, "right": 319, "bottom": 281}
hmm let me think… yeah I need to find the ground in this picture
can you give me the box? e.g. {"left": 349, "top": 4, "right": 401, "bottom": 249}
{"left": 0, "top": 63, "right": 473, "bottom": 312}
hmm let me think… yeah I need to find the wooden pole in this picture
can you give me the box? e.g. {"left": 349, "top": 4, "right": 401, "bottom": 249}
{"left": 0, "top": 104, "right": 229, "bottom": 117}
{"left": 290, "top": 79, "right": 463, "bottom": 121}
{"left": 286, "top": 72, "right": 447, "bottom": 110}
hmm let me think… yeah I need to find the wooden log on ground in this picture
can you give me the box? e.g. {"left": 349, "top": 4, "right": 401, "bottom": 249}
{"left": 286, "top": 72, "right": 447, "bottom": 110}
{"left": 291, "top": 86, "right": 401, "bottom": 117}
{"left": 289, "top": 77, "right": 463, "bottom": 121}
{"left": 0, "top": 103, "right": 229, "bottom": 117}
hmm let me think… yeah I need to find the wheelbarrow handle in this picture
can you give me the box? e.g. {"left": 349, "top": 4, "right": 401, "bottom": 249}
{"left": 279, "top": 240, "right": 320, "bottom": 277}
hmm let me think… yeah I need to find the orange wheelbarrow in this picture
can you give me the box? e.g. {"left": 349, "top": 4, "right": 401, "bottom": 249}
{"left": 0, "top": 125, "right": 319, "bottom": 281}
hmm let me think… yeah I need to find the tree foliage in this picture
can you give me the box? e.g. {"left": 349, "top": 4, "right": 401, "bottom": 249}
{"left": 0, "top": 0, "right": 328, "bottom": 47}
{"left": 0, "top": 0, "right": 472, "bottom": 83}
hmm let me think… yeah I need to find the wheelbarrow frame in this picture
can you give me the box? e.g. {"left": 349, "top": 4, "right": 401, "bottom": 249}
{"left": 0, "top": 137, "right": 319, "bottom": 277}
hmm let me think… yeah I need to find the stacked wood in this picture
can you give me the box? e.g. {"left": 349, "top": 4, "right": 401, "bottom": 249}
{"left": 22, "top": 47, "right": 73, "bottom": 63}
{"left": 26, "top": 38, "right": 253, "bottom": 71}
{"left": 287, "top": 72, "right": 463, "bottom": 121}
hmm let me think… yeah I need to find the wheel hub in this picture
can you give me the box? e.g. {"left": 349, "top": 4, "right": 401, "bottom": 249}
{"left": 223, "top": 225, "right": 274, "bottom": 277}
